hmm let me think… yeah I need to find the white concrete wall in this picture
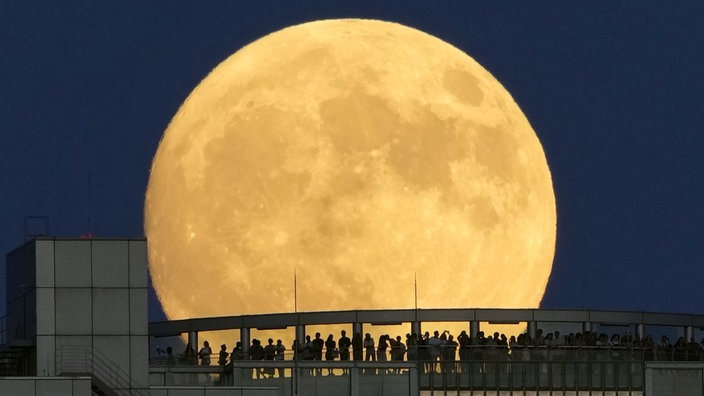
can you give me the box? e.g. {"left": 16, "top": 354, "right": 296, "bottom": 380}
{"left": 646, "top": 362, "right": 704, "bottom": 396}
{"left": 0, "top": 377, "right": 92, "bottom": 396}
{"left": 33, "top": 238, "right": 149, "bottom": 389}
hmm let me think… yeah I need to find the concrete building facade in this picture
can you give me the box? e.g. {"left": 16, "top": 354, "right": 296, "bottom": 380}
{"left": 2, "top": 237, "right": 149, "bottom": 395}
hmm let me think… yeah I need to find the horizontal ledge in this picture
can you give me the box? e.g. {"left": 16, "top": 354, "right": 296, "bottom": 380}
{"left": 149, "top": 308, "right": 704, "bottom": 335}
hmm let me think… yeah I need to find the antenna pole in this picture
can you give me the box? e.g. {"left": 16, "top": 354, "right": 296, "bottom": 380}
{"left": 294, "top": 269, "right": 298, "bottom": 313}
{"left": 88, "top": 171, "right": 92, "bottom": 236}
{"left": 414, "top": 272, "right": 418, "bottom": 310}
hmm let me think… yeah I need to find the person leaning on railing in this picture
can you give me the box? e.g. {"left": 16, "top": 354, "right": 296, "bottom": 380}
{"left": 231, "top": 341, "right": 244, "bottom": 361}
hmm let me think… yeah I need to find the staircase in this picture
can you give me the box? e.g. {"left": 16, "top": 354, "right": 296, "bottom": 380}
{"left": 52, "top": 345, "right": 150, "bottom": 396}
{"left": 0, "top": 340, "right": 33, "bottom": 376}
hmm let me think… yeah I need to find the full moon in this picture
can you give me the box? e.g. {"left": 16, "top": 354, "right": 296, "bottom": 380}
{"left": 145, "top": 19, "right": 556, "bottom": 326}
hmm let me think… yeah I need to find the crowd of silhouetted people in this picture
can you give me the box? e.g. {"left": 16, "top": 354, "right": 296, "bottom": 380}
{"left": 160, "top": 327, "right": 704, "bottom": 374}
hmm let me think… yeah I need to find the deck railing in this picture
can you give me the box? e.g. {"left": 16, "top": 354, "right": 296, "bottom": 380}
{"left": 149, "top": 346, "right": 656, "bottom": 394}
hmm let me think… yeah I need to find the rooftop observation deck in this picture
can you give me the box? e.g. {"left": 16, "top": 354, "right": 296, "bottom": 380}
{"left": 148, "top": 308, "right": 704, "bottom": 395}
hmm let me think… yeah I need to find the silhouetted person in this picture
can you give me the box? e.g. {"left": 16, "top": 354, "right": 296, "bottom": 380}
{"left": 377, "top": 334, "right": 389, "bottom": 362}
{"left": 406, "top": 333, "right": 417, "bottom": 362}
{"left": 302, "top": 335, "right": 314, "bottom": 376}
{"left": 303, "top": 335, "right": 314, "bottom": 360}
{"left": 387, "top": 336, "right": 398, "bottom": 363}
{"left": 339, "top": 330, "right": 351, "bottom": 361}
{"left": 264, "top": 338, "right": 277, "bottom": 378}
{"left": 418, "top": 332, "right": 430, "bottom": 372}
{"left": 231, "top": 341, "right": 244, "bottom": 361}
{"left": 470, "top": 331, "right": 484, "bottom": 362}
{"left": 552, "top": 331, "right": 562, "bottom": 346}
{"left": 622, "top": 331, "right": 634, "bottom": 349}
{"left": 215, "top": 344, "right": 228, "bottom": 385}
{"left": 166, "top": 346, "right": 176, "bottom": 366}
{"left": 227, "top": 341, "right": 244, "bottom": 383}
{"left": 249, "top": 339, "right": 265, "bottom": 378}
{"left": 291, "top": 339, "right": 301, "bottom": 361}
{"left": 338, "top": 330, "right": 351, "bottom": 374}
{"left": 443, "top": 334, "right": 458, "bottom": 373}
{"left": 275, "top": 339, "right": 286, "bottom": 378}
{"left": 325, "top": 334, "right": 337, "bottom": 375}
{"left": 198, "top": 340, "right": 212, "bottom": 366}
{"left": 427, "top": 331, "right": 443, "bottom": 372}
{"left": 218, "top": 344, "right": 228, "bottom": 366}
{"left": 313, "top": 332, "right": 324, "bottom": 361}
{"left": 390, "top": 335, "right": 406, "bottom": 373}
{"left": 312, "top": 332, "right": 324, "bottom": 375}
{"left": 364, "top": 333, "right": 376, "bottom": 361}
{"left": 458, "top": 330, "right": 470, "bottom": 367}
{"left": 673, "top": 336, "right": 687, "bottom": 361}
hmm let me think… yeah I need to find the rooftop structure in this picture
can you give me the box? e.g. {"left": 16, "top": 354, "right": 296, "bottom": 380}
{"left": 3, "top": 237, "right": 704, "bottom": 395}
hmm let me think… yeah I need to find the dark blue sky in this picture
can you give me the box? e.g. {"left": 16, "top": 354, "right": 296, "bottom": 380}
{"left": 2, "top": 2, "right": 703, "bottom": 320}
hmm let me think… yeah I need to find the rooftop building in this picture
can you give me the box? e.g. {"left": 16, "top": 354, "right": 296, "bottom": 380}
{"left": 2, "top": 237, "right": 704, "bottom": 395}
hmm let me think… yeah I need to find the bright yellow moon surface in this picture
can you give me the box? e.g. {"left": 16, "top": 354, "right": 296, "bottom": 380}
{"left": 145, "top": 19, "right": 556, "bottom": 327}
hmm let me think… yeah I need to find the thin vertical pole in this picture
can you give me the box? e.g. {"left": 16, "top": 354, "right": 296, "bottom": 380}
{"left": 414, "top": 273, "right": 418, "bottom": 310}
{"left": 293, "top": 268, "right": 299, "bottom": 395}
{"left": 88, "top": 171, "right": 92, "bottom": 234}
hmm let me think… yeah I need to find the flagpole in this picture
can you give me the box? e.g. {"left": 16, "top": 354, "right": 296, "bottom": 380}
{"left": 294, "top": 268, "right": 298, "bottom": 313}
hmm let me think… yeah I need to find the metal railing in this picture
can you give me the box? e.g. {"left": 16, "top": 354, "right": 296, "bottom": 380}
{"left": 414, "top": 345, "right": 646, "bottom": 393}
{"left": 149, "top": 345, "right": 659, "bottom": 393}
{"left": 150, "top": 360, "right": 419, "bottom": 395}
{"left": 151, "top": 343, "right": 702, "bottom": 367}
{"left": 148, "top": 357, "right": 647, "bottom": 394}
{"left": 52, "top": 345, "right": 150, "bottom": 396}
{"left": 417, "top": 358, "right": 644, "bottom": 393}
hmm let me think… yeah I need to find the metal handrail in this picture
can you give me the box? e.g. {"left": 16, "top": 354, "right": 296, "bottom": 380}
{"left": 153, "top": 343, "right": 700, "bottom": 366}
{"left": 53, "top": 345, "right": 150, "bottom": 396}
{"left": 147, "top": 357, "right": 646, "bottom": 392}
